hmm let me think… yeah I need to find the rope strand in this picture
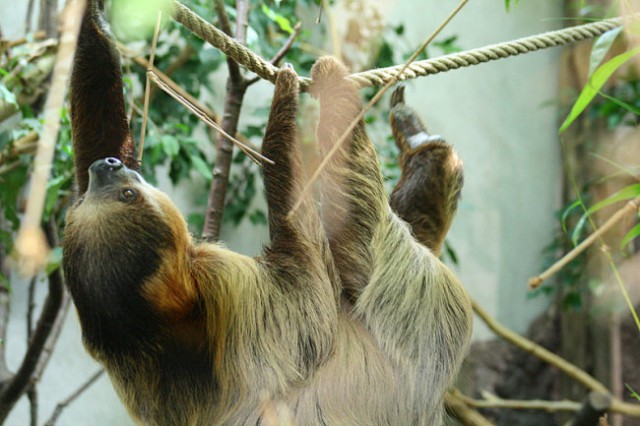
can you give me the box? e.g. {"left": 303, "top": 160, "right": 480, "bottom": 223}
{"left": 348, "top": 18, "right": 622, "bottom": 87}
{"left": 171, "top": 0, "right": 623, "bottom": 88}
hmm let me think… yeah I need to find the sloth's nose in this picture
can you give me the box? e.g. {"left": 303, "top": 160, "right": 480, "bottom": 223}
{"left": 90, "top": 157, "right": 123, "bottom": 174}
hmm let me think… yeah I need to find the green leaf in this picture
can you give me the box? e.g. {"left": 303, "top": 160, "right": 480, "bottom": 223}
{"left": 0, "top": 84, "right": 17, "bottom": 106}
{"left": 505, "top": 0, "right": 518, "bottom": 11}
{"left": 588, "top": 27, "right": 623, "bottom": 77}
{"left": 620, "top": 223, "right": 640, "bottom": 249}
{"left": 572, "top": 184, "right": 640, "bottom": 245}
{"left": 44, "top": 175, "right": 67, "bottom": 220}
{"left": 560, "top": 46, "right": 640, "bottom": 133}
{"left": 571, "top": 212, "right": 590, "bottom": 246}
{"left": 627, "top": 384, "right": 640, "bottom": 401}
{"left": 46, "top": 247, "right": 63, "bottom": 275}
{"left": 585, "top": 183, "right": 640, "bottom": 215}
{"left": 161, "top": 134, "right": 180, "bottom": 158}
{"left": 598, "top": 91, "right": 640, "bottom": 115}
{"left": 261, "top": 3, "right": 294, "bottom": 34}
{"left": 248, "top": 210, "right": 267, "bottom": 225}
{"left": 561, "top": 200, "right": 582, "bottom": 234}
{"left": 190, "top": 155, "right": 212, "bottom": 181}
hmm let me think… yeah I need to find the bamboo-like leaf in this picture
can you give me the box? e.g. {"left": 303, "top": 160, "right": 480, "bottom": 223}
{"left": 588, "top": 27, "right": 623, "bottom": 77}
{"left": 561, "top": 200, "right": 582, "bottom": 234}
{"left": 598, "top": 90, "right": 640, "bottom": 115}
{"left": 571, "top": 212, "right": 591, "bottom": 246}
{"left": 586, "top": 183, "right": 640, "bottom": 214}
{"left": 571, "top": 184, "right": 640, "bottom": 245}
{"left": 560, "top": 46, "right": 640, "bottom": 133}
{"left": 620, "top": 223, "right": 640, "bottom": 249}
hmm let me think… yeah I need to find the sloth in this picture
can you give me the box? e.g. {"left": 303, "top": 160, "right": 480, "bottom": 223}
{"left": 61, "top": 1, "right": 472, "bottom": 425}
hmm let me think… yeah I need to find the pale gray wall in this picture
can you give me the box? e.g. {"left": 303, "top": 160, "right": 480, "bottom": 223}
{"left": 1, "top": 0, "right": 562, "bottom": 424}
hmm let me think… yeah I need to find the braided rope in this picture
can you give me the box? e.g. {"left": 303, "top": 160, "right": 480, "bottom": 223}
{"left": 172, "top": 0, "right": 280, "bottom": 84}
{"left": 171, "top": 0, "right": 623, "bottom": 89}
{"left": 348, "top": 18, "right": 623, "bottom": 87}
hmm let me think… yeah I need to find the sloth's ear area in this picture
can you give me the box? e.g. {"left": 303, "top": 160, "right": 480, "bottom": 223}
{"left": 71, "top": 0, "right": 137, "bottom": 195}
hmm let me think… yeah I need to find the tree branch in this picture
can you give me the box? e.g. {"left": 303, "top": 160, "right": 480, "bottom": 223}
{"left": 456, "top": 390, "right": 581, "bottom": 413}
{"left": 445, "top": 390, "right": 495, "bottom": 426}
{"left": 472, "top": 300, "right": 640, "bottom": 418}
{"left": 38, "top": 0, "right": 58, "bottom": 38}
{"left": 14, "top": 0, "right": 85, "bottom": 277}
{"left": 529, "top": 198, "right": 640, "bottom": 289}
{"left": 202, "top": 0, "right": 251, "bottom": 241}
{"left": 214, "top": 0, "right": 241, "bottom": 83}
{"left": 247, "top": 22, "right": 302, "bottom": 87}
{"left": 568, "top": 393, "right": 613, "bottom": 426}
{"left": 43, "top": 369, "right": 104, "bottom": 426}
{"left": 0, "top": 220, "right": 66, "bottom": 423}
{"left": 0, "top": 217, "right": 12, "bottom": 384}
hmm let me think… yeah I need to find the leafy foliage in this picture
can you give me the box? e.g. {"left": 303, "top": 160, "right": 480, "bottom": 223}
{"left": 560, "top": 46, "right": 640, "bottom": 132}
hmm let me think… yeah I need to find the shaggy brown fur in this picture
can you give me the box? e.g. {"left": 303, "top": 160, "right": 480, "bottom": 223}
{"left": 62, "top": 2, "right": 472, "bottom": 425}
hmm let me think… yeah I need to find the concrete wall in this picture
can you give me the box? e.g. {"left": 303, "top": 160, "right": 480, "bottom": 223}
{"left": 1, "top": 0, "right": 562, "bottom": 424}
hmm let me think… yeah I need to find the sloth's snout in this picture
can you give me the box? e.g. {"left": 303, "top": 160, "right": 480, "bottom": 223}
{"left": 90, "top": 157, "right": 123, "bottom": 174}
{"left": 88, "top": 157, "right": 128, "bottom": 192}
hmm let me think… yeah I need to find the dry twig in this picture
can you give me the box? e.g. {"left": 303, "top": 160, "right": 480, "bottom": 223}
{"left": 472, "top": 300, "right": 640, "bottom": 418}
{"left": 43, "top": 369, "right": 105, "bottom": 426}
{"left": 529, "top": 198, "right": 640, "bottom": 289}
{"left": 13, "top": 0, "right": 85, "bottom": 277}
{"left": 138, "top": 11, "right": 164, "bottom": 164}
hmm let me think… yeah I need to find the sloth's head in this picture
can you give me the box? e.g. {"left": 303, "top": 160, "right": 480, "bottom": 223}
{"left": 86, "top": 157, "right": 145, "bottom": 202}
{"left": 66, "top": 157, "right": 191, "bottom": 257}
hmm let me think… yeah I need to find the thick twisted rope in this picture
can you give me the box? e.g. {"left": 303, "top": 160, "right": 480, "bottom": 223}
{"left": 349, "top": 18, "right": 623, "bottom": 87}
{"left": 172, "top": 0, "right": 622, "bottom": 88}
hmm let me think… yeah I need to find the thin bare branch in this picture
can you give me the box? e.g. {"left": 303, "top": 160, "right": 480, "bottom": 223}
{"left": 444, "top": 390, "right": 495, "bottom": 426}
{"left": 457, "top": 390, "right": 581, "bottom": 413}
{"left": 213, "top": 0, "right": 233, "bottom": 37}
{"left": 14, "top": 0, "right": 85, "bottom": 277}
{"left": 235, "top": 0, "right": 249, "bottom": 47}
{"left": 0, "top": 217, "right": 12, "bottom": 383}
{"left": 0, "top": 131, "right": 39, "bottom": 166}
{"left": 214, "top": 0, "right": 241, "bottom": 82}
{"left": 27, "top": 388, "right": 38, "bottom": 426}
{"left": 138, "top": 11, "right": 164, "bottom": 164}
{"left": 43, "top": 369, "right": 105, "bottom": 426}
{"left": 247, "top": 22, "right": 302, "bottom": 87}
{"left": 26, "top": 0, "right": 37, "bottom": 33}
{"left": 529, "top": 198, "right": 640, "bottom": 289}
{"left": 472, "top": 300, "right": 640, "bottom": 418}
{"left": 202, "top": 0, "right": 252, "bottom": 241}
{"left": 32, "top": 289, "right": 70, "bottom": 381}
{"left": 147, "top": 70, "right": 271, "bottom": 165}
{"left": 568, "top": 393, "right": 613, "bottom": 426}
{"left": 3, "top": 31, "right": 47, "bottom": 49}
{"left": 38, "top": 0, "right": 58, "bottom": 38}
{"left": 148, "top": 44, "right": 195, "bottom": 102}
{"left": 0, "top": 220, "right": 66, "bottom": 422}
{"left": 269, "top": 22, "right": 302, "bottom": 66}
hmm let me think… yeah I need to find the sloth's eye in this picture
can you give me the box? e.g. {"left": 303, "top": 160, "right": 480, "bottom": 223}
{"left": 119, "top": 188, "right": 137, "bottom": 202}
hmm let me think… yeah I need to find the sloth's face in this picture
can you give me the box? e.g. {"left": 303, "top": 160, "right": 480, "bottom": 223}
{"left": 66, "top": 157, "right": 189, "bottom": 254}
{"left": 85, "top": 157, "right": 149, "bottom": 206}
